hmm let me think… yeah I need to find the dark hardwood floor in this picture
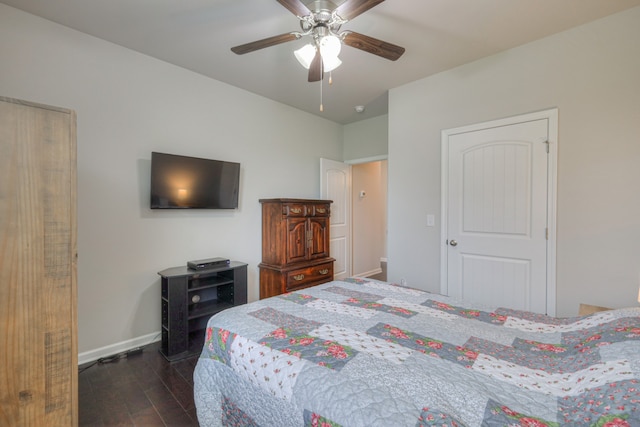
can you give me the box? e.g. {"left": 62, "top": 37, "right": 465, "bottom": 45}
{"left": 368, "top": 260, "right": 387, "bottom": 282}
{"left": 78, "top": 341, "right": 200, "bottom": 426}
{"left": 78, "top": 263, "right": 387, "bottom": 426}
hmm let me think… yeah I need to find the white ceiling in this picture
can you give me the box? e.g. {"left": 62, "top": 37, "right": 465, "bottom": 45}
{"left": 3, "top": 0, "right": 639, "bottom": 124}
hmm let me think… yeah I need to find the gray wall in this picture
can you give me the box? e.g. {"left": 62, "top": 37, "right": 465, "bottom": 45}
{"left": 344, "top": 116, "right": 389, "bottom": 278}
{"left": 343, "top": 115, "right": 388, "bottom": 162}
{"left": 0, "top": 4, "right": 343, "bottom": 356}
{"left": 388, "top": 6, "right": 640, "bottom": 316}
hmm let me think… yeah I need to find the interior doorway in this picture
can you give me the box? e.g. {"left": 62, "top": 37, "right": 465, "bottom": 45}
{"left": 351, "top": 160, "right": 387, "bottom": 279}
{"left": 321, "top": 158, "right": 388, "bottom": 281}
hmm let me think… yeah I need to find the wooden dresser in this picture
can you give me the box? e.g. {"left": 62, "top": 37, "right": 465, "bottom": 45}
{"left": 259, "top": 199, "right": 335, "bottom": 298}
{"left": 0, "top": 97, "right": 78, "bottom": 425}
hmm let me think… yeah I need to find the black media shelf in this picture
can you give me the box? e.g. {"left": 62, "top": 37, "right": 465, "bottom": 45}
{"left": 158, "top": 261, "right": 247, "bottom": 362}
{"left": 188, "top": 301, "right": 234, "bottom": 320}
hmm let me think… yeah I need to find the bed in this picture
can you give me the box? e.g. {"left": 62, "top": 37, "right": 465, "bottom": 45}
{"left": 193, "top": 278, "right": 640, "bottom": 426}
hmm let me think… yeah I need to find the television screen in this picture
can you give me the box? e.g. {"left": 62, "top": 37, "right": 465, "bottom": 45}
{"left": 150, "top": 152, "right": 240, "bottom": 209}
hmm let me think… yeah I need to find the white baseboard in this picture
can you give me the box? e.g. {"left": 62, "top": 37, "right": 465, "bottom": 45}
{"left": 78, "top": 331, "right": 161, "bottom": 365}
{"left": 355, "top": 267, "right": 383, "bottom": 278}
{"left": 380, "top": 257, "right": 388, "bottom": 263}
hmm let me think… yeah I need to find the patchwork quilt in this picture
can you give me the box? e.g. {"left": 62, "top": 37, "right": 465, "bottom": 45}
{"left": 193, "top": 278, "right": 640, "bottom": 427}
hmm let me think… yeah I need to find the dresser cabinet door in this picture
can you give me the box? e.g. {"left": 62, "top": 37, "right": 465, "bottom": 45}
{"left": 286, "top": 217, "right": 308, "bottom": 264}
{"left": 308, "top": 217, "right": 330, "bottom": 259}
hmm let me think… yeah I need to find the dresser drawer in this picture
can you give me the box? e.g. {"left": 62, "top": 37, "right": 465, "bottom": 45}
{"left": 286, "top": 262, "right": 333, "bottom": 291}
{"left": 282, "top": 202, "right": 330, "bottom": 217}
{"left": 312, "top": 204, "right": 330, "bottom": 217}
{"left": 282, "top": 203, "right": 308, "bottom": 217}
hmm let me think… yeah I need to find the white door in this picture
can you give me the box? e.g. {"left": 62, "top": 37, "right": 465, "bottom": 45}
{"left": 442, "top": 111, "right": 557, "bottom": 314}
{"left": 320, "top": 158, "right": 351, "bottom": 280}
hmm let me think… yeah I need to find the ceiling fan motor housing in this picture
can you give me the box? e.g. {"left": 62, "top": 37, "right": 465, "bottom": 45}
{"left": 299, "top": 9, "right": 343, "bottom": 35}
{"left": 306, "top": 0, "right": 342, "bottom": 14}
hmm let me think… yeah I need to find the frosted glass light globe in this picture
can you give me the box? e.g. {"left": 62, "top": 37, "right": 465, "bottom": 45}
{"left": 294, "top": 44, "right": 316, "bottom": 69}
{"left": 320, "top": 35, "right": 341, "bottom": 58}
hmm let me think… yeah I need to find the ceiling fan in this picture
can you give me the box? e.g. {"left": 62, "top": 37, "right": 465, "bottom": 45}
{"left": 231, "top": 0, "right": 405, "bottom": 82}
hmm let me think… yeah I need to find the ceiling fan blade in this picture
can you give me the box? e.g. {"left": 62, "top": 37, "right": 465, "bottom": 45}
{"left": 277, "top": 0, "right": 311, "bottom": 17}
{"left": 308, "top": 50, "right": 323, "bottom": 82}
{"left": 335, "top": 0, "right": 385, "bottom": 21}
{"left": 231, "top": 33, "right": 298, "bottom": 55}
{"left": 343, "top": 31, "right": 405, "bottom": 61}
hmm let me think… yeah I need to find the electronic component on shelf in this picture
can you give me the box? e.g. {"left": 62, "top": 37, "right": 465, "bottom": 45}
{"left": 187, "top": 257, "right": 230, "bottom": 270}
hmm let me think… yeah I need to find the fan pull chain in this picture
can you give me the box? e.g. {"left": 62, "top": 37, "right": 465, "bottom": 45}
{"left": 320, "top": 73, "right": 324, "bottom": 112}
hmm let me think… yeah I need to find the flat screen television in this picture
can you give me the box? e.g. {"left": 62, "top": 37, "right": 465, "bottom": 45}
{"left": 150, "top": 152, "right": 240, "bottom": 209}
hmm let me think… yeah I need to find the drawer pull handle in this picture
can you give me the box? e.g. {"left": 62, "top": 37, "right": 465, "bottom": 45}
{"left": 318, "top": 269, "right": 329, "bottom": 275}
{"left": 293, "top": 274, "right": 305, "bottom": 281}
{"left": 316, "top": 208, "right": 326, "bottom": 214}
{"left": 290, "top": 208, "right": 302, "bottom": 214}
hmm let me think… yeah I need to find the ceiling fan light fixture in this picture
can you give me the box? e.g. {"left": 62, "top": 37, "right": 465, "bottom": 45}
{"left": 231, "top": 0, "right": 406, "bottom": 89}
{"left": 319, "top": 34, "right": 342, "bottom": 58}
{"left": 294, "top": 43, "right": 316, "bottom": 69}
{"left": 323, "top": 55, "right": 342, "bottom": 72}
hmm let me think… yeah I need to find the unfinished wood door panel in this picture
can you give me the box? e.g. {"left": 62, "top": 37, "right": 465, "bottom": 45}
{"left": 0, "top": 97, "right": 77, "bottom": 426}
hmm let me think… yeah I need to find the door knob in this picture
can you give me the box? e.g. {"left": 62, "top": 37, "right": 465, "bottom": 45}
{"left": 449, "top": 240, "right": 458, "bottom": 246}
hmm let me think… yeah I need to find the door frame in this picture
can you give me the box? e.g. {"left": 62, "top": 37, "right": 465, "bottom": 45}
{"left": 322, "top": 155, "right": 388, "bottom": 279}
{"left": 346, "top": 155, "right": 388, "bottom": 278}
{"left": 440, "top": 109, "right": 558, "bottom": 315}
